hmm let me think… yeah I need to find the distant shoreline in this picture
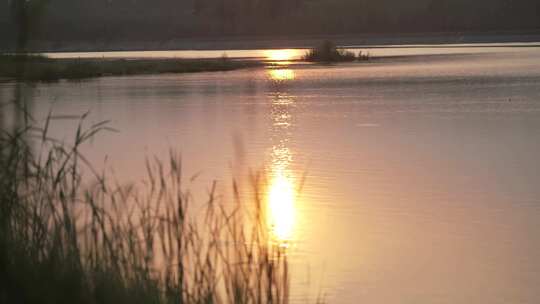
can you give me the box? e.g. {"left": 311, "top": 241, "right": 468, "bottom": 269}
{"left": 2, "top": 31, "right": 540, "bottom": 53}
{"left": 3, "top": 31, "right": 540, "bottom": 82}
{"left": 0, "top": 55, "right": 264, "bottom": 82}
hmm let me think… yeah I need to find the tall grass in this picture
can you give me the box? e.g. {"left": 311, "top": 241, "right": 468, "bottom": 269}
{"left": 0, "top": 112, "right": 292, "bottom": 304}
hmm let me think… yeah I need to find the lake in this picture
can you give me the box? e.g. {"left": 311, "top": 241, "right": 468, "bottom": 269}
{"left": 2, "top": 43, "right": 540, "bottom": 303}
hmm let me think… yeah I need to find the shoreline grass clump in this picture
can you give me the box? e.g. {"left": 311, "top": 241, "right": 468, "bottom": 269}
{"left": 0, "top": 112, "right": 292, "bottom": 304}
{"left": 0, "top": 53, "right": 262, "bottom": 82}
{"left": 303, "top": 41, "right": 370, "bottom": 63}
{"left": 356, "top": 50, "right": 370, "bottom": 61}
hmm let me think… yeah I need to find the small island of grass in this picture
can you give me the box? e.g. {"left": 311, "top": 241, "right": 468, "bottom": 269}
{"left": 0, "top": 54, "right": 263, "bottom": 82}
{"left": 303, "top": 40, "right": 370, "bottom": 63}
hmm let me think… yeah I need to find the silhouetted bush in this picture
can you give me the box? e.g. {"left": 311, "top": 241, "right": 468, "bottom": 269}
{"left": 303, "top": 41, "right": 369, "bottom": 63}
{"left": 357, "top": 50, "right": 371, "bottom": 61}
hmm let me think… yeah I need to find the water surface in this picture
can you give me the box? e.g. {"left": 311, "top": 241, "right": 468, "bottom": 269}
{"left": 2, "top": 44, "right": 540, "bottom": 303}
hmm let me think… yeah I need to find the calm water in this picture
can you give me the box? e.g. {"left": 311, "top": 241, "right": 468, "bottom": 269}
{"left": 2, "top": 44, "right": 540, "bottom": 303}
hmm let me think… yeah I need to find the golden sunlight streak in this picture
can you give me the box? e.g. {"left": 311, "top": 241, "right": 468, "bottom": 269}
{"left": 264, "top": 49, "right": 300, "bottom": 62}
{"left": 266, "top": 92, "right": 297, "bottom": 244}
{"left": 268, "top": 69, "right": 296, "bottom": 81}
{"left": 267, "top": 167, "right": 296, "bottom": 242}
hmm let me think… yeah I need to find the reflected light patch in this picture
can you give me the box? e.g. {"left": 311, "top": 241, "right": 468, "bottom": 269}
{"left": 264, "top": 49, "right": 300, "bottom": 61}
{"left": 267, "top": 170, "right": 296, "bottom": 242}
{"left": 268, "top": 69, "right": 296, "bottom": 81}
{"left": 272, "top": 94, "right": 295, "bottom": 106}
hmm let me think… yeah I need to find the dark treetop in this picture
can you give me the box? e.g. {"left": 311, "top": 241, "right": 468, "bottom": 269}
{"left": 1, "top": 0, "right": 540, "bottom": 50}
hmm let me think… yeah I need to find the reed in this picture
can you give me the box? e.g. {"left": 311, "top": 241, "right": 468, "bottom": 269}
{"left": 0, "top": 112, "right": 292, "bottom": 304}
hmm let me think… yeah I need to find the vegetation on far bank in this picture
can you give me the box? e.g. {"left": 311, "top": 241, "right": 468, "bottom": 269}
{"left": 0, "top": 109, "right": 299, "bottom": 303}
{"left": 303, "top": 41, "right": 370, "bottom": 63}
{"left": 0, "top": 45, "right": 373, "bottom": 82}
{"left": 0, "top": 54, "right": 262, "bottom": 82}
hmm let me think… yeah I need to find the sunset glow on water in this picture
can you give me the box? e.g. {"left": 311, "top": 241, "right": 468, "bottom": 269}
{"left": 7, "top": 45, "right": 540, "bottom": 304}
{"left": 267, "top": 166, "right": 296, "bottom": 243}
{"left": 268, "top": 68, "right": 296, "bottom": 81}
{"left": 266, "top": 72, "right": 298, "bottom": 244}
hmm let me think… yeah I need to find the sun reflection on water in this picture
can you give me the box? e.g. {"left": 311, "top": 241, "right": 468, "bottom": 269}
{"left": 267, "top": 163, "right": 296, "bottom": 243}
{"left": 268, "top": 69, "right": 296, "bottom": 81}
{"left": 266, "top": 92, "right": 297, "bottom": 245}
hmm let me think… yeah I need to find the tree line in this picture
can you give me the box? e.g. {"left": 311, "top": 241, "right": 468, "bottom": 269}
{"left": 1, "top": 0, "right": 540, "bottom": 48}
